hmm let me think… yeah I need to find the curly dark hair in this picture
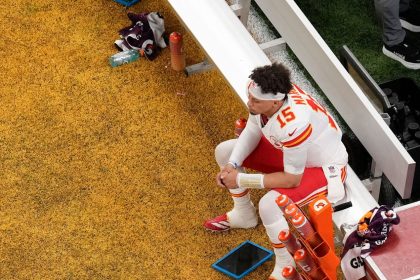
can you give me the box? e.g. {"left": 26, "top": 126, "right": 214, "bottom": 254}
{"left": 249, "top": 63, "right": 292, "bottom": 98}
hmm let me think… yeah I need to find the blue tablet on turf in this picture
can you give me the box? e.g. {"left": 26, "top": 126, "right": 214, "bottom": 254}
{"left": 212, "top": 240, "right": 273, "bottom": 279}
{"left": 113, "top": 0, "right": 140, "bottom": 7}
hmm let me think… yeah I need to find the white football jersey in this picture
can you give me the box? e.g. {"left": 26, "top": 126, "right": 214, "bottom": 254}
{"left": 253, "top": 84, "right": 348, "bottom": 175}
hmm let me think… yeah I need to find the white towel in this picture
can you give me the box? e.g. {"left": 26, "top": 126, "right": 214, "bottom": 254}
{"left": 147, "top": 12, "right": 167, "bottom": 49}
{"left": 340, "top": 244, "right": 366, "bottom": 280}
{"left": 322, "top": 164, "right": 345, "bottom": 203}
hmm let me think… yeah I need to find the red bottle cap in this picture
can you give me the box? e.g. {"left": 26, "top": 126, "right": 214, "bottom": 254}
{"left": 278, "top": 229, "right": 291, "bottom": 242}
{"left": 235, "top": 118, "right": 247, "bottom": 129}
{"left": 285, "top": 203, "right": 298, "bottom": 217}
{"left": 282, "top": 265, "right": 297, "bottom": 278}
{"left": 291, "top": 212, "right": 306, "bottom": 227}
{"left": 169, "top": 32, "right": 182, "bottom": 43}
{"left": 293, "top": 248, "right": 307, "bottom": 262}
{"left": 276, "top": 194, "right": 290, "bottom": 207}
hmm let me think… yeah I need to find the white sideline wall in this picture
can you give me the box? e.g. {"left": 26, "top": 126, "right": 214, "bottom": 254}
{"left": 254, "top": 0, "right": 415, "bottom": 199}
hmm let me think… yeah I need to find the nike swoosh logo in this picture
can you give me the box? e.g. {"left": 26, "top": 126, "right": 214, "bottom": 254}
{"left": 288, "top": 128, "right": 297, "bottom": 136}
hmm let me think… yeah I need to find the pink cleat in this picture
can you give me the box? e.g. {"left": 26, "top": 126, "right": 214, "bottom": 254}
{"left": 204, "top": 213, "right": 231, "bottom": 232}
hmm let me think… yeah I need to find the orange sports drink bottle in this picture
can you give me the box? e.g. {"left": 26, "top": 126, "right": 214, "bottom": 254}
{"left": 292, "top": 212, "right": 322, "bottom": 248}
{"left": 276, "top": 194, "right": 293, "bottom": 214}
{"left": 234, "top": 118, "right": 247, "bottom": 137}
{"left": 169, "top": 32, "right": 186, "bottom": 71}
{"left": 294, "top": 249, "right": 326, "bottom": 280}
{"left": 291, "top": 212, "right": 316, "bottom": 239}
{"left": 279, "top": 229, "right": 301, "bottom": 255}
{"left": 284, "top": 203, "right": 302, "bottom": 219}
{"left": 282, "top": 265, "right": 304, "bottom": 280}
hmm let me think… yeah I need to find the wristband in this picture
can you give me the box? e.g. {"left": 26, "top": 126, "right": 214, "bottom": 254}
{"left": 236, "top": 173, "right": 265, "bottom": 189}
{"left": 227, "top": 161, "right": 239, "bottom": 169}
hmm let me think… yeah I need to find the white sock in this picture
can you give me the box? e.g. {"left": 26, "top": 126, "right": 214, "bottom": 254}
{"left": 226, "top": 187, "right": 258, "bottom": 228}
{"left": 265, "top": 220, "right": 296, "bottom": 280}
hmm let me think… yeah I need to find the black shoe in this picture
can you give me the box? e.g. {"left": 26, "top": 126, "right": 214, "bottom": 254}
{"left": 383, "top": 39, "right": 420, "bottom": 69}
{"left": 400, "top": 9, "right": 420, "bottom": 32}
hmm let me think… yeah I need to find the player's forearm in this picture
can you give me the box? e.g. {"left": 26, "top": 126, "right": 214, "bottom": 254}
{"left": 263, "top": 172, "right": 302, "bottom": 189}
{"left": 229, "top": 118, "right": 261, "bottom": 166}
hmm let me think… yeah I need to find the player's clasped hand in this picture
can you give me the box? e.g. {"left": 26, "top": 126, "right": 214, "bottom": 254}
{"left": 216, "top": 164, "right": 239, "bottom": 189}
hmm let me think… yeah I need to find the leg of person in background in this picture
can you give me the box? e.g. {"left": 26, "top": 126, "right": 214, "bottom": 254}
{"left": 376, "top": 0, "right": 407, "bottom": 46}
{"left": 259, "top": 191, "right": 295, "bottom": 280}
{"left": 204, "top": 139, "right": 258, "bottom": 232}
{"left": 375, "top": 0, "right": 420, "bottom": 69}
{"left": 399, "top": 0, "right": 420, "bottom": 32}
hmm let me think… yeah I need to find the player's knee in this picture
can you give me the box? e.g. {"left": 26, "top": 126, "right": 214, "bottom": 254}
{"left": 259, "top": 191, "right": 284, "bottom": 225}
{"left": 215, "top": 139, "right": 236, "bottom": 167}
